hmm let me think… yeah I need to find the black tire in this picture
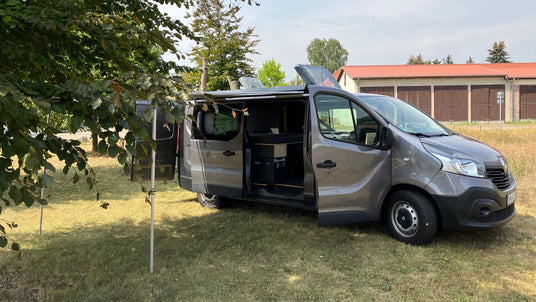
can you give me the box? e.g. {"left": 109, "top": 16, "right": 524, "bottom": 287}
{"left": 386, "top": 190, "right": 438, "bottom": 245}
{"left": 197, "top": 193, "right": 225, "bottom": 209}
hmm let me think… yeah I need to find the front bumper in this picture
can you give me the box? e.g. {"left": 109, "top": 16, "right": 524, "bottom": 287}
{"left": 426, "top": 170, "right": 516, "bottom": 230}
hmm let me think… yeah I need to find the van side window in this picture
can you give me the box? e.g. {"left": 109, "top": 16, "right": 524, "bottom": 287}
{"left": 136, "top": 103, "right": 175, "bottom": 140}
{"left": 314, "top": 94, "right": 379, "bottom": 146}
{"left": 351, "top": 102, "right": 379, "bottom": 146}
{"left": 193, "top": 104, "right": 241, "bottom": 141}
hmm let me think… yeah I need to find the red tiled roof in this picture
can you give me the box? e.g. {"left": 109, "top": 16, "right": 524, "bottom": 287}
{"left": 334, "top": 63, "right": 536, "bottom": 80}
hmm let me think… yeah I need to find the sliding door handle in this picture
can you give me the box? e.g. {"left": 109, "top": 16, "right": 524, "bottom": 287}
{"left": 223, "top": 150, "right": 236, "bottom": 157}
{"left": 317, "top": 160, "right": 336, "bottom": 169}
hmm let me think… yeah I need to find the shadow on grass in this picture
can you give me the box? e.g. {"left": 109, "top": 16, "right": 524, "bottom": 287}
{"left": 39, "top": 163, "right": 186, "bottom": 204}
{"left": 435, "top": 212, "right": 536, "bottom": 249}
{"left": 2, "top": 201, "right": 535, "bottom": 301}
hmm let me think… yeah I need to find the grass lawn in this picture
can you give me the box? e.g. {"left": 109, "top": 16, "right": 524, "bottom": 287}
{"left": 1, "top": 123, "right": 535, "bottom": 301}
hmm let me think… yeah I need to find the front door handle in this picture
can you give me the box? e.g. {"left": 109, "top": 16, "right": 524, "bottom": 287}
{"left": 223, "top": 150, "right": 236, "bottom": 157}
{"left": 317, "top": 160, "right": 336, "bottom": 169}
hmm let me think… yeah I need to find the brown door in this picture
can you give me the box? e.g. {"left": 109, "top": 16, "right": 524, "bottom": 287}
{"left": 471, "top": 85, "right": 505, "bottom": 121}
{"left": 398, "top": 86, "right": 432, "bottom": 115}
{"left": 434, "top": 86, "right": 468, "bottom": 122}
{"left": 520, "top": 85, "right": 536, "bottom": 119}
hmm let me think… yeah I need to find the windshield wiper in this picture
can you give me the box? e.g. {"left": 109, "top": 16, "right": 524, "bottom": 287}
{"left": 410, "top": 132, "right": 449, "bottom": 138}
{"left": 409, "top": 132, "right": 431, "bottom": 137}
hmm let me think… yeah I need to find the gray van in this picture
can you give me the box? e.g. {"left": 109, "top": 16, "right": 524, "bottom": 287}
{"left": 133, "top": 65, "right": 516, "bottom": 245}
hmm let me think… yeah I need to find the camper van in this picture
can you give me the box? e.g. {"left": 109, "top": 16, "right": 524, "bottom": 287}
{"left": 133, "top": 65, "right": 516, "bottom": 245}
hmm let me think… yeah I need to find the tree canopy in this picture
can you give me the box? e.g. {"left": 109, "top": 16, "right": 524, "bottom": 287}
{"left": 0, "top": 0, "right": 206, "bottom": 250}
{"left": 185, "top": 0, "right": 259, "bottom": 91}
{"left": 407, "top": 54, "right": 454, "bottom": 65}
{"left": 257, "top": 59, "right": 286, "bottom": 87}
{"left": 486, "top": 41, "right": 512, "bottom": 63}
{"left": 306, "top": 38, "right": 348, "bottom": 73}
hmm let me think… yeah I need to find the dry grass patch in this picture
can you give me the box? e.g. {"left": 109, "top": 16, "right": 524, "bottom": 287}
{"left": 0, "top": 124, "right": 535, "bottom": 301}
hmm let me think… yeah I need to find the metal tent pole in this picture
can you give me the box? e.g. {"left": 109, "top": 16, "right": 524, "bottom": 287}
{"left": 38, "top": 113, "right": 51, "bottom": 235}
{"left": 150, "top": 107, "right": 157, "bottom": 273}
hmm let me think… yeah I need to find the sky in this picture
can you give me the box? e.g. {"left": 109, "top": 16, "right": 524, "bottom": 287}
{"left": 163, "top": 0, "right": 536, "bottom": 81}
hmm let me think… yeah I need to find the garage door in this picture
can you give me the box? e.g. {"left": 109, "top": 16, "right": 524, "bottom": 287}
{"left": 397, "top": 86, "right": 431, "bottom": 115}
{"left": 471, "top": 85, "right": 505, "bottom": 121}
{"left": 434, "top": 86, "right": 468, "bottom": 122}
{"left": 360, "top": 87, "right": 395, "bottom": 97}
{"left": 520, "top": 85, "right": 536, "bottom": 119}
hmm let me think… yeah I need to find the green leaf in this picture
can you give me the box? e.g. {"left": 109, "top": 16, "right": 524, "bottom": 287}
{"left": 70, "top": 116, "right": 83, "bottom": 133}
{"left": 42, "top": 174, "right": 53, "bottom": 188}
{"left": 98, "top": 140, "right": 107, "bottom": 153}
{"left": 118, "top": 153, "right": 127, "bottom": 165}
{"left": 21, "top": 152, "right": 39, "bottom": 170}
{"left": 144, "top": 108, "right": 155, "bottom": 121}
{"left": 173, "top": 107, "right": 185, "bottom": 123}
{"left": 108, "top": 145, "right": 119, "bottom": 158}
{"left": 22, "top": 189, "right": 34, "bottom": 207}
{"left": 126, "top": 144, "right": 136, "bottom": 155}
{"left": 92, "top": 98, "right": 103, "bottom": 109}
{"left": 72, "top": 173, "right": 80, "bottom": 184}
{"left": 125, "top": 132, "right": 136, "bottom": 145}
{"left": 0, "top": 236, "right": 7, "bottom": 248}
{"left": 139, "top": 127, "right": 149, "bottom": 140}
{"left": 108, "top": 132, "right": 120, "bottom": 145}
{"left": 9, "top": 186, "right": 22, "bottom": 203}
{"left": 150, "top": 140, "right": 157, "bottom": 151}
{"left": 2, "top": 198, "right": 11, "bottom": 206}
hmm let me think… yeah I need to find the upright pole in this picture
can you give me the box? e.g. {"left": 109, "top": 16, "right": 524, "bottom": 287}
{"left": 499, "top": 100, "right": 502, "bottom": 129}
{"left": 38, "top": 113, "right": 51, "bottom": 235}
{"left": 150, "top": 107, "right": 157, "bottom": 274}
{"left": 497, "top": 91, "right": 504, "bottom": 129}
{"left": 38, "top": 166, "right": 46, "bottom": 235}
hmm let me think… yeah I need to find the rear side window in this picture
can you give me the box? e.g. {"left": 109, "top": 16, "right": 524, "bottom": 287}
{"left": 193, "top": 104, "right": 241, "bottom": 141}
{"left": 136, "top": 103, "right": 175, "bottom": 140}
{"left": 314, "top": 94, "right": 379, "bottom": 146}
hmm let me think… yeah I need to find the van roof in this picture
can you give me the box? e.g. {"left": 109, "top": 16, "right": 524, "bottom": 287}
{"left": 189, "top": 85, "right": 308, "bottom": 101}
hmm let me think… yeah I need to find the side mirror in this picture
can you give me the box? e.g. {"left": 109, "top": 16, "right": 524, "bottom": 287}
{"left": 380, "top": 127, "right": 394, "bottom": 149}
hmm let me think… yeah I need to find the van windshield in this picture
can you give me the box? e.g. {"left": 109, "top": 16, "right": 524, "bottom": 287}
{"left": 357, "top": 94, "right": 449, "bottom": 137}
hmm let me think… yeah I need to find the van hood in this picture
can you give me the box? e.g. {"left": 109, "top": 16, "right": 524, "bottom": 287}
{"left": 420, "top": 134, "right": 506, "bottom": 169}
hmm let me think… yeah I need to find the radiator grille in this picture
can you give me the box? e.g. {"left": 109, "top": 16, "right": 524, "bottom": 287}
{"left": 487, "top": 169, "right": 512, "bottom": 190}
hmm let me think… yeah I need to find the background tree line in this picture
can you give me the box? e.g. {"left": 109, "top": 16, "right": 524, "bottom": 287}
{"left": 407, "top": 41, "right": 512, "bottom": 65}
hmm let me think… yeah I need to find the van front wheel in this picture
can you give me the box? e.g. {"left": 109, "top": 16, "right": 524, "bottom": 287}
{"left": 197, "top": 193, "right": 225, "bottom": 209}
{"left": 386, "top": 190, "right": 437, "bottom": 245}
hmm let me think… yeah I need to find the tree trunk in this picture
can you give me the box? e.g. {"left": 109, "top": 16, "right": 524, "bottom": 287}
{"left": 227, "top": 76, "right": 237, "bottom": 90}
{"left": 200, "top": 57, "right": 208, "bottom": 92}
{"left": 92, "top": 135, "right": 98, "bottom": 153}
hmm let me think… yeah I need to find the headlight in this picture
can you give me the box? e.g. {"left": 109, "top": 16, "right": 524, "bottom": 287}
{"left": 424, "top": 144, "right": 485, "bottom": 178}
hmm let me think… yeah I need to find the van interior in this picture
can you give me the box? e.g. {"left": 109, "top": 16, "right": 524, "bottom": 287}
{"left": 244, "top": 98, "right": 307, "bottom": 201}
